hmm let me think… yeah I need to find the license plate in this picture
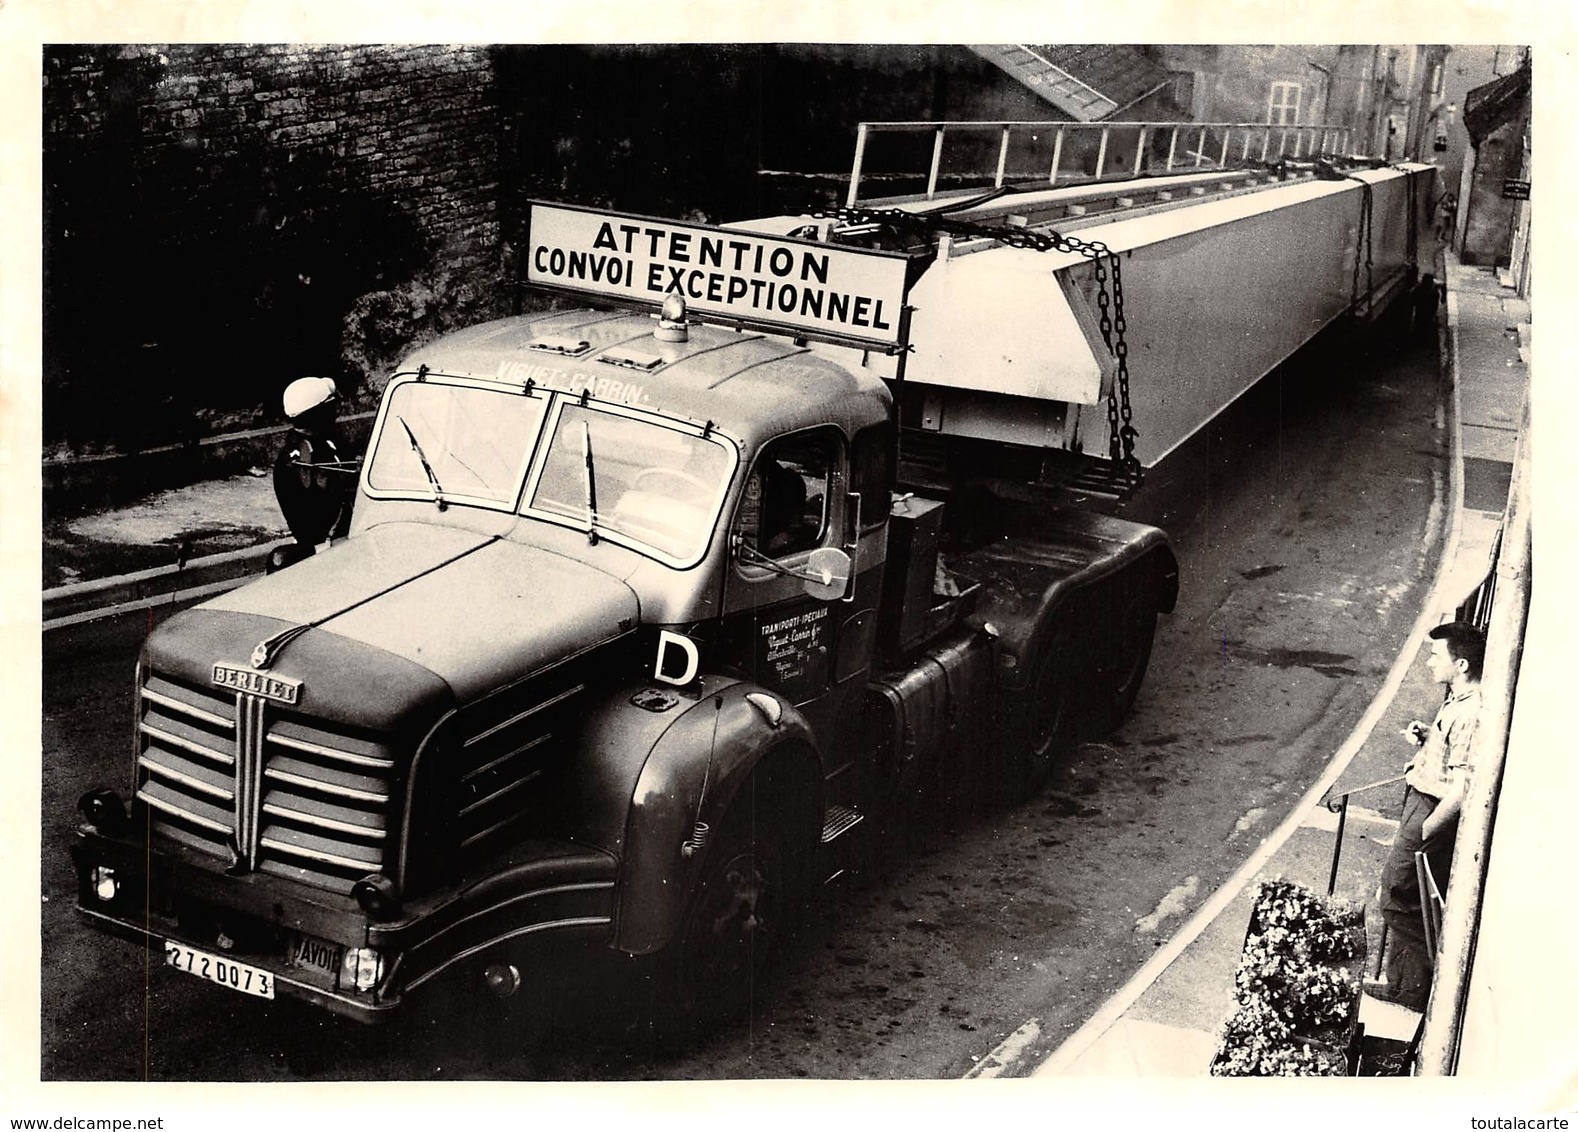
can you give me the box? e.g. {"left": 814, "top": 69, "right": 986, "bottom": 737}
{"left": 165, "top": 941, "right": 276, "bottom": 999}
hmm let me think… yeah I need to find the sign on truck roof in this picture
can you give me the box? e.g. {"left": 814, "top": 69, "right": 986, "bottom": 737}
{"left": 526, "top": 202, "right": 911, "bottom": 351}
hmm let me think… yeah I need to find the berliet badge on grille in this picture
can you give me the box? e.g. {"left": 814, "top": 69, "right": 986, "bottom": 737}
{"left": 213, "top": 662, "right": 302, "bottom": 705}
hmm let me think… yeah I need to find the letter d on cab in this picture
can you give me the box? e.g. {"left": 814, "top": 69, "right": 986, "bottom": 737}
{"left": 653, "top": 630, "right": 700, "bottom": 686}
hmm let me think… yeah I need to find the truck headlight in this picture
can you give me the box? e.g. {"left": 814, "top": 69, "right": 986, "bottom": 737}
{"left": 341, "top": 947, "right": 384, "bottom": 992}
{"left": 78, "top": 788, "right": 129, "bottom": 837}
{"left": 91, "top": 867, "right": 118, "bottom": 902}
{"left": 351, "top": 874, "right": 400, "bottom": 920}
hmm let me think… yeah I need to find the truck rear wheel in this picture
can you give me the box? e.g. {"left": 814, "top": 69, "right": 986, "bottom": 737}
{"left": 1024, "top": 644, "right": 1074, "bottom": 794}
{"left": 996, "top": 642, "right": 1074, "bottom": 806}
{"left": 1093, "top": 600, "right": 1157, "bottom": 735}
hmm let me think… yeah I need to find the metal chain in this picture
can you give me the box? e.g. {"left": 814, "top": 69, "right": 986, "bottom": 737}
{"left": 1111, "top": 253, "right": 1136, "bottom": 469}
{"left": 1093, "top": 256, "right": 1119, "bottom": 464}
{"left": 1363, "top": 188, "right": 1375, "bottom": 309}
{"left": 813, "top": 205, "right": 1141, "bottom": 479}
{"left": 1345, "top": 178, "right": 1375, "bottom": 315}
{"left": 1404, "top": 169, "right": 1418, "bottom": 278}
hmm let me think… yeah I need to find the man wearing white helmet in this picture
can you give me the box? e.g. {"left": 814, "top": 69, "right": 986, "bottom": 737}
{"left": 270, "top": 376, "right": 357, "bottom": 571}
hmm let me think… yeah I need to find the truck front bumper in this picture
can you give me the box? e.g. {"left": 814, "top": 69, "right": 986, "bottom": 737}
{"left": 71, "top": 824, "right": 619, "bottom": 1025}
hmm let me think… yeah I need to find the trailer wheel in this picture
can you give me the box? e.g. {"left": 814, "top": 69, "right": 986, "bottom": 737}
{"left": 1094, "top": 600, "right": 1157, "bottom": 735}
{"left": 665, "top": 801, "right": 788, "bottom": 1029}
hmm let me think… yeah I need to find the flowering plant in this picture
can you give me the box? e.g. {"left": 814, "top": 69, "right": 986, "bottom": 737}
{"left": 1211, "top": 878, "right": 1366, "bottom": 1077}
{"left": 1212, "top": 1030, "right": 1345, "bottom": 1077}
{"left": 1219, "top": 995, "right": 1292, "bottom": 1046}
{"left": 1251, "top": 878, "right": 1365, "bottom": 962}
{"left": 1234, "top": 940, "right": 1358, "bottom": 1033}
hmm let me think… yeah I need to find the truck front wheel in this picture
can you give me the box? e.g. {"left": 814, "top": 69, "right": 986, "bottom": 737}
{"left": 665, "top": 803, "right": 788, "bottom": 1028}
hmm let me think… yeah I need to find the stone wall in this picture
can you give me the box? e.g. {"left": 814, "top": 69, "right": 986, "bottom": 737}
{"left": 43, "top": 44, "right": 505, "bottom": 451}
{"left": 1460, "top": 114, "right": 1529, "bottom": 267}
{"left": 132, "top": 44, "right": 498, "bottom": 264}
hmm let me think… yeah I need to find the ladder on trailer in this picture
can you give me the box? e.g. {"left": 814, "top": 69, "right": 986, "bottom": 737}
{"left": 843, "top": 118, "right": 1360, "bottom": 207}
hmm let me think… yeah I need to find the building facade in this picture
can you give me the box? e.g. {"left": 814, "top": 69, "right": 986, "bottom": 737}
{"left": 1457, "top": 59, "right": 1532, "bottom": 274}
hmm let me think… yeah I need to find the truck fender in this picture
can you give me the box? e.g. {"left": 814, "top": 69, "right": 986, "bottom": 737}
{"left": 960, "top": 520, "right": 1176, "bottom": 686}
{"left": 612, "top": 678, "right": 821, "bottom": 956}
{"left": 1147, "top": 542, "right": 1181, "bottom": 615}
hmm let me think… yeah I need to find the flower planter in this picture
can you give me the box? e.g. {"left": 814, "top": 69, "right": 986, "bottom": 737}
{"left": 1212, "top": 879, "right": 1367, "bottom": 1077}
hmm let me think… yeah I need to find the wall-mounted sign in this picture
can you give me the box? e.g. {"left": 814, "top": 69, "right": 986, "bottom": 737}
{"left": 1502, "top": 179, "right": 1531, "bottom": 200}
{"left": 527, "top": 202, "right": 909, "bottom": 350}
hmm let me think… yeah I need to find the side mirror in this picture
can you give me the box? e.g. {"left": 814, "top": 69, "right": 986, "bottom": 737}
{"left": 801, "top": 547, "right": 851, "bottom": 602}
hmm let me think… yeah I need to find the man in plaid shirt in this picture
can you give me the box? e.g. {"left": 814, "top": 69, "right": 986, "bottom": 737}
{"left": 1378, "top": 620, "right": 1485, "bottom": 1011}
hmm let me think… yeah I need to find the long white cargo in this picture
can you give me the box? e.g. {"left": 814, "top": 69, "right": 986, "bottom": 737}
{"left": 881, "top": 164, "right": 1433, "bottom": 467}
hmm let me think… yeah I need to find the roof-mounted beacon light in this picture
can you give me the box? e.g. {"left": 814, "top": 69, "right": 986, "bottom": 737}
{"left": 655, "top": 293, "right": 689, "bottom": 343}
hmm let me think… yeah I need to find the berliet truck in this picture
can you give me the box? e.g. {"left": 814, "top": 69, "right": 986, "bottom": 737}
{"left": 71, "top": 119, "right": 1432, "bottom": 1030}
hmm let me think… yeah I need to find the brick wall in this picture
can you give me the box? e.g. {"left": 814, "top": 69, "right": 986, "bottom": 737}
{"left": 139, "top": 44, "right": 496, "bottom": 259}
{"left": 44, "top": 44, "right": 505, "bottom": 450}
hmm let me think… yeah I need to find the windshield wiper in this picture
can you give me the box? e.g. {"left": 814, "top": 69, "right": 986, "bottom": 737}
{"left": 581, "top": 419, "right": 599, "bottom": 544}
{"left": 397, "top": 416, "right": 448, "bottom": 511}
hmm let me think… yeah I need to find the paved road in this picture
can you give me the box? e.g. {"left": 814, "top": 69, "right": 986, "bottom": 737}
{"left": 40, "top": 323, "right": 1444, "bottom": 1080}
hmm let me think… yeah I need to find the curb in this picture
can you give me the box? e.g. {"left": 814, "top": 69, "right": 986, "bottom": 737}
{"left": 42, "top": 539, "right": 288, "bottom": 630}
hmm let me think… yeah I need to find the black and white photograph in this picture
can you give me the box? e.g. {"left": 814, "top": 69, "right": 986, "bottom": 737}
{"left": 5, "top": 2, "right": 1574, "bottom": 1127}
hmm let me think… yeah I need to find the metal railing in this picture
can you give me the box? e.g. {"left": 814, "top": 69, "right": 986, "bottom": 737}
{"left": 846, "top": 119, "right": 1358, "bottom": 206}
{"left": 1417, "top": 396, "right": 1533, "bottom": 1075}
{"left": 1321, "top": 773, "right": 1407, "bottom": 899}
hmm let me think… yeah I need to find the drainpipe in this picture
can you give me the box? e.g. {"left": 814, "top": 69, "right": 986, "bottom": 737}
{"left": 1384, "top": 49, "right": 1400, "bottom": 160}
{"left": 1305, "top": 57, "right": 1332, "bottom": 129}
{"left": 1367, "top": 46, "right": 1383, "bottom": 153}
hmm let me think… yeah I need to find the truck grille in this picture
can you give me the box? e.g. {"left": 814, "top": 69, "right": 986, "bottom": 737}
{"left": 451, "top": 666, "right": 586, "bottom": 858}
{"left": 136, "top": 670, "right": 397, "bottom": 895}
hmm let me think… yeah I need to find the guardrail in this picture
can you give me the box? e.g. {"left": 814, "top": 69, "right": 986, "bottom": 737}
{"left": 43, "top": 539, "right": 288, "bottom": 631}
{"left": 43, "top": 410, "right": 375, "bottom": 520}
{"left": 846, "top": 119, "right": 1358, "bottom": 206}
{"left": 1416, "top": 396, "right": 1533, "bottom": 1074}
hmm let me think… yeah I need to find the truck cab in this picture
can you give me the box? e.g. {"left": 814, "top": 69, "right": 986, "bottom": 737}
{"left": 72, "top": 208, "right": 1177, "bottom": 1032}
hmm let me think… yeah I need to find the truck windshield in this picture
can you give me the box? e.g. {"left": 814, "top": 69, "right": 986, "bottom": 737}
{"left": 365, "top": 379, "right": 548, "bottom": 507}
{"left": 528, "top": 403, "right": 733, "bottom": 564}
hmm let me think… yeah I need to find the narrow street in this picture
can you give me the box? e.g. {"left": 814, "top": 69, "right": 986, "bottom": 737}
{"left": 40, "top": 320, "right": 1444, "bottom": 1080}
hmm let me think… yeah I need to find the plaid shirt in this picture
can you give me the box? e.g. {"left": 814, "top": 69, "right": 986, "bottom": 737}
{"left": 1405, "top": 686, "right": 1480, "bottom": 800}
